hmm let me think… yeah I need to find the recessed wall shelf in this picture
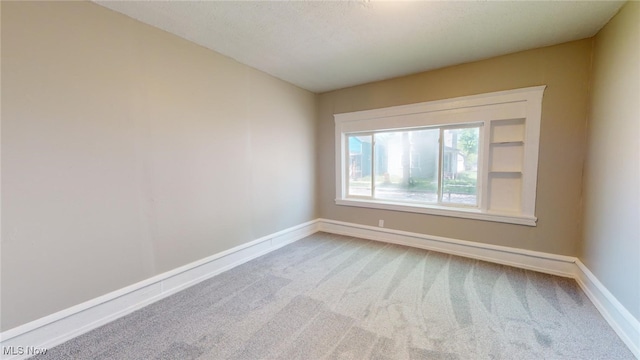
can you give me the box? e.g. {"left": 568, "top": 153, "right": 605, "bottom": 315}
{"left": 486, "top": 118, "right": 527, "bottom": 213}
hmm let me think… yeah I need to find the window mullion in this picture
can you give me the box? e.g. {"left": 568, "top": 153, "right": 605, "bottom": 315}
{"left": 437, "top": 128, "right": 444, "bottom": 204}
{"left": 371, "top": 135, "right": 376, "bottom": 198}
{"left": 479, "top": 121, "right": 491, "bottom": 211}
{"left": 344, "top": 135, "right": 350, "bottom": 198}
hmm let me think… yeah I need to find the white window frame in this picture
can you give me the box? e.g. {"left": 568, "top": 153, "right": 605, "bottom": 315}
{"left": 334, "top": 85, "right": 546, "bottom": 226}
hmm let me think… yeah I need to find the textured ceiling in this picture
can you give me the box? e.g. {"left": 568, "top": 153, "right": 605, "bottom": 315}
{"left": 95, "top": 1, "right": 625, "bottom": 93}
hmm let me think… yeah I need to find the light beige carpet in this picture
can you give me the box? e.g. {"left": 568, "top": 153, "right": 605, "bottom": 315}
{"left": 35, "top": 232, "right": 634, "bottom": 359}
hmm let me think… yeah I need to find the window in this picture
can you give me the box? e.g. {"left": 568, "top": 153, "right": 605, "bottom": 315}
{"left": 334, "top": 86, "right": 545, "bottom": 226}
{"left": 347, "top": 126, "right": 479, "bottom": 206}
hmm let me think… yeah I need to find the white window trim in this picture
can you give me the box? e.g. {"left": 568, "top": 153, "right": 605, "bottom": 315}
{"left": 334, "top": 85, "right": 546, "bottom": 227}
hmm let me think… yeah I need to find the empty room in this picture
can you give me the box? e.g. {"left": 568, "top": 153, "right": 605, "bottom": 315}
{"left": 1, "top": 1, "right": 638, "bottom": 359}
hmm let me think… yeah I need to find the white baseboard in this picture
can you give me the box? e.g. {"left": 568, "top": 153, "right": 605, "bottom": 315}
{"left": 574, "top": 260, "right": 640, "bottom": 358}
{"left": 318, "top": 218, "right": 577, "bottom": 277}
{"left": 2, "top": 218, "right": 637, "bottom": 359}
{"left": 0, "top": 220, "right": 320, "bottom": 360}
{"left": 317, "top": 218, "right": 639, "bottom": 359}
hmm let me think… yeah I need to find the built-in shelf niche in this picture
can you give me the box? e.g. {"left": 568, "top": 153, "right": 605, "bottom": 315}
{"left": 487, "top": 118, "right": 526, "bottom": 213}
{"left": 488, "top": 172, "right": 522, "bottom": 213}
{"left": 490, "top": 143, "right": 524, "bottom": 172}
{"left": 491, "top": 118, "right": 525, "bottom": 143}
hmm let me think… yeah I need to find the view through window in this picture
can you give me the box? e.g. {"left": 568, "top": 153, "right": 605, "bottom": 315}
{"left": 347, "top": 126, "right": 479, "bottom": 207}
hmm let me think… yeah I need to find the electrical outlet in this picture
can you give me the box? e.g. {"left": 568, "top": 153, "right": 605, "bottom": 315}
{"left": 378, "top": 219, "right": 384, "bottom": 227}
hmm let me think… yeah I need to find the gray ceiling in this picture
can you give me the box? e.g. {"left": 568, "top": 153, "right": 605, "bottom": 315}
{"left": 95, "top": 1, "right": 625, "bottom": 93}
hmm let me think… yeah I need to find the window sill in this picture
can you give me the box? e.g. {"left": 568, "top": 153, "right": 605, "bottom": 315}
{"left": 335, "top": 198, "right": 537, "bottom": 226}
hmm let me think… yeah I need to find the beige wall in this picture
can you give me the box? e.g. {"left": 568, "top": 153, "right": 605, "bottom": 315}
{"left": 580, "top": 2, "right": 640, "bottom": 321}
{"left": 1, "top": 2, "right": 317, "bottom": 331}
{"left": 318, "top": 40, "right": 592, "bottom": 256}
